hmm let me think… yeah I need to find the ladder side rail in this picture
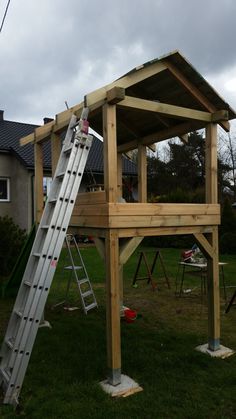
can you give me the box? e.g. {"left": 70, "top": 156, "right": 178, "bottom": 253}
{"left": 72, "top": 236, "right": 98, "bottom": 314}
{"left": 1, "top": 124, "right": 81, "bottom": 358}
{"left": 73, "top": 237, "right": 90, "bottom": 279}
{"left": 65, "top": 236, "right": 87, "bottom": 313}
{"left": 0, "top": 117, "right": 93, "bottom": 404}
{"left": 3, "top": 134, "right": 93, "bottom": 400}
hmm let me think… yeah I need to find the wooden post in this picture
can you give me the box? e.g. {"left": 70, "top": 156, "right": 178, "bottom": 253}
{"left": 105, "top": 230, "right": 121, "bottom": 385}
{"left": 51, "top": 133, "right": 61, "bottom": 177}
{"left": 117, "top": 152, "right": 123, "bottom": 200}
{"left": 34, "top": 143, "right": 44, "bottom": 224}
{"left": 103, "top": 104, "right": 118, "bottom": 202}
{"left": 138, "top": 143, "right": 147, "bottom": 202}
{"left": 205, "top": 123, "right": 220, "bottom": 351}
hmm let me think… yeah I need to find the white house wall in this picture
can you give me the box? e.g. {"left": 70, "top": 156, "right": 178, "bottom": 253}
{"left": 0, "top": 153, "right": 33, "bottom": 232}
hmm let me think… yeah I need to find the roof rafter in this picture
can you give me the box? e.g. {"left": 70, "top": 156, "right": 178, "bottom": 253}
{"left": 163, "top": 59, "right": 230, "bottom": 132}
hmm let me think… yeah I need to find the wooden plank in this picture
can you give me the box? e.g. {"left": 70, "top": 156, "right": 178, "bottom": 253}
{"left": 163, "top": 59, "right": 230, "bottom": 132}
{"left": 34, "top": 143, "right": 44, "bottom": 223}
{"left": 138, "top": 144, "right": 147, "bottom": 202}
{"left": 75, "top": 191, "right": 106, "bottom": 205}
{"left": 103, "top": 104, "right": 118, "bottom": 202}
{"left": 118, "top": 96, "right": 214, "bottom": 122}
{"left": 73, "top": 204, "right": 108, "bottom": 216}
{"left": 108, "top": 203, "right": 220, "bottom": 216}
{"left": 205, "top": 123, "right": 218, "bottom": 204}
{"left": 69, "top": 225, "right": 213, "bottom": 238}
{"left": 73, "top": 203, "right": 220, "bottom": 216}
{"left": 107, "top": 87, "right": 125, "bottom": 104}
{"left": 51, "top": 133, "right": 61, "bottom": 177}
{"left": 72, "top": 214, "right": 220, "bottom": 229}
{"left": 119, "top": 237, "right": 143, "bottom": 265}
{"left": 105, "top": 229, "right": 121, "bottom": 385}
{"left": 117, "top": 225, "right": 213, "bottom": 238}
{"left": 107, "top": 214, "right": 220, "bottom": 228}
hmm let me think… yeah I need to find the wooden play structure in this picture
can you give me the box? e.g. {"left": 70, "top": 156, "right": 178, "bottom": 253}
{"left": 10, "top": 51, "right": 236, "bottom": 390}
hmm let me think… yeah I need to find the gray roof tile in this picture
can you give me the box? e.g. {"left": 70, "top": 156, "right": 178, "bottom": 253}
{"left": 0, "top": 119, "right": 136, "bottom": 175}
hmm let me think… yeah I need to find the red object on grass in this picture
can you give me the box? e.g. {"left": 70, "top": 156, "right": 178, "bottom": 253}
{"left": 124, "top": 308, "right": 137, "bottom": 323}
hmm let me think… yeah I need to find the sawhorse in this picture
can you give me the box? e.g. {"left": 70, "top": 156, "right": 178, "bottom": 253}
{"left": 132, "top": 250, "right": 170, "bottom": 291}
{"left": 225, "top": 289, "right": 236, "bottom": 313}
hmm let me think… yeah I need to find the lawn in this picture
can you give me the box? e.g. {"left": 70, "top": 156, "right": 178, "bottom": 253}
{"left": 0, "top": 246, "right": 236, "bottom": 419}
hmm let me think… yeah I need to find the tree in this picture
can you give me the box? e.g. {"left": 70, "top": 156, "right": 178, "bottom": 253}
{"left": 147, "top": 131, "right": 231, "bottom": 202}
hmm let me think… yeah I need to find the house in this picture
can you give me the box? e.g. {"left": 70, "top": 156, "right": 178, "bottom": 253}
{"left": 0, "top": 110, "right": 136, "bottom": 231}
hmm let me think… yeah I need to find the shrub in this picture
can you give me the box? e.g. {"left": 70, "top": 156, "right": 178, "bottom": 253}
{"left": 0, "top": 216, "right": 27, "bottom": 277}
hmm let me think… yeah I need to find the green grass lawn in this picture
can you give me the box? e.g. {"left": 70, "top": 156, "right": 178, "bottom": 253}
{"left": 0, "top": 246, "right": 236, "bottom": 418}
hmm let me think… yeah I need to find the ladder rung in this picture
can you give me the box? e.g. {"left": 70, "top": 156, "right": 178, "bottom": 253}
{"left": 33, "top": 253, "right": 41, "bottom": 258}
{"left": 78, "top": 278, "right": 89, "bottom": 285}
{"left": 56, "top": 171, "right": 65, "bottom": 179}
{"left": 85, "top": 302, "right": 97, "bottom": 312}
{"left": 49, "top": 198, "right": 57, "bottom": 204}
{"left": 81, "top": 290, "right": 93, "bottom": 298}
{"left": 63, "top": 145, "right": 73, "bottom": 154}
{"left": 24, "top": 281, "right": 32, "bottom": 287}
{"left": 0, "top": 368, "right": 11, "bottom": 383}
{"left": 64, "top": 266, "right": 83, "bottom": 270}
{"left": 14, "top": 309, "right": 23, "bottom": 318}
{"left": 5, "top": 338, "right": 14, "bottom": 350}
{"left": 41, "top": 225, "right": 49, "bottom": 230}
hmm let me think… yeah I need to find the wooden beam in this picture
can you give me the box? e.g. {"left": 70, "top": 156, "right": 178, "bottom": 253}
{"left": 117, "top": 120, "right": 202, "bottom": 153}
{"left": 206, "top": 227, "right": 220, "bottom": 351}
{"left": 138, "top": 144, "right": 147, "bottom": 202}
{"left": 205, "top": 124, "right": 218, "bottom": 204}
{"left": 117, "top": 152, "right": 123, "bottom": 200}
{"left": 34, "top": 143, "right": 44, "bottom": 223}
{"left": 107, "top": 87, "right": 125, "bottom": 104}
{"left": 163, "top": 59, "right": 230, "bottom": 132}
{"left": 103, "top": 104, "right": 118, "bottom": 202}
{"left": 193, "top": 233, "right": 214, "bottom": 259}
{"left": 51, "top": 133, "right": 61, "bottom": 177}
{"left": 94, "top": 237, "right": 105, "bottom": 261}
{"left": 118, "top": 96, "right": 215, "bottom": 122}
{"left": 119, "top": 237, "right": 143, "bottom": 265}
{"left": 117, "top": 225, "right": 213, "bottom": 238}
{"left": 20, "top": 103, "right": 83, "bottom": 146}
{"left": 85, "top": 61, "right": 167, "bottom": 107}
{"left": 105, "top": 229, "right": 121, "bottom": 385}
{"left": 212, "top": 109, "right": 229, "bottom": 122}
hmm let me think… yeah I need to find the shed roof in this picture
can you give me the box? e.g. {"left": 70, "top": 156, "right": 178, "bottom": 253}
{"left": 20, "top": 50, "right": 236, "bottom": 149}
{"left": 87, "top": 51, "right": 236, "bottom": 147}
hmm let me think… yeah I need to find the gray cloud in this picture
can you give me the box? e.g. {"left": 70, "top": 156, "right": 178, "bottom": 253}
{"left": 1, "top": 0, "right": 236, "bottom": 124}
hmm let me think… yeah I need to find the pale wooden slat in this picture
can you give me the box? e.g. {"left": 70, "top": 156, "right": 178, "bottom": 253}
{"left": 118, "top": 96, "right": 213, "bottom": 122}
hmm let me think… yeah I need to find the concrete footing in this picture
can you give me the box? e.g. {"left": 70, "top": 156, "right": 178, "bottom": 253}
{"left": 195, "top": 343, "right": 234, "bottom": 359}
{"left": 100, "top": 374, "right": 143, "bottom": 398}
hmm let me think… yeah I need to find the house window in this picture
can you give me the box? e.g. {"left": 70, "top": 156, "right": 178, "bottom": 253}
{"left": 0, "top": 178, "right": 10, "bottom": 202}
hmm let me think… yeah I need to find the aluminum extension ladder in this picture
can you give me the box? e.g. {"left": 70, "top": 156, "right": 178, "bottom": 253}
{"left": 54, "top": 234, "right": 98, "bottom": 314}
{"left": 0, "top": 110, "right": 93, "bottom": 406}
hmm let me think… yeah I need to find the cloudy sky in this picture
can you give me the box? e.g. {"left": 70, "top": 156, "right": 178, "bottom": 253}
{"left": 1, "top": 0, "right": 236, "bottom": 126}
